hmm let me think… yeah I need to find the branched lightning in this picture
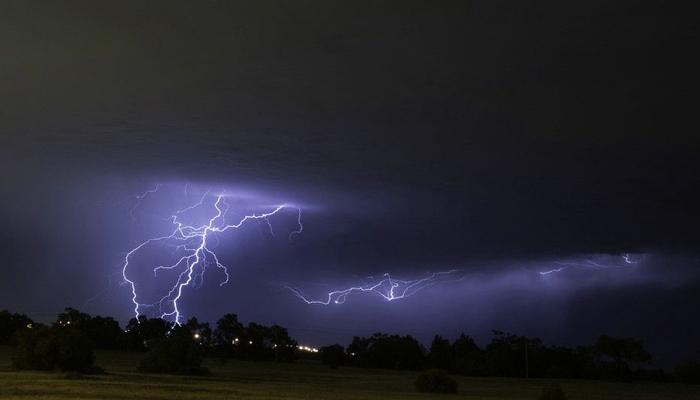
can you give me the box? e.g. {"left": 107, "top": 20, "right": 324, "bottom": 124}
{"left": 285, "top": 270, "right": 464, "bottom": 305}
{"left": 287, "top": 253, "right": 642, "bottom": 306}
{"left": 539, "top": 253, "right": 638, "bottom": 276}
{"left": 122, "top": 187, "right": 303, "bottom": 325}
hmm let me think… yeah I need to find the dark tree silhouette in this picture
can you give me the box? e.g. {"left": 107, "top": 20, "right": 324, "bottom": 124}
{"left": 138, "top": 334, "right": 209, "bottom": 375}
{"left": 320, "top": 344, "right": 346, "bottom": 369}
{"left": 214, "top": 314, "right": 245, "bottom": 345}
{"left": 347, "top": 333, "right": 425, "bottom": 370}
{"left": 55, "top": 308, "right": 123, "bottom": 350}
{"left": 171, "top": 317, "right": 212, "bottom": 349}
{"left": 268, "top": 324, "right": 297, "bottom": 362}
{"left": 590, "top": 335, "right": 651, "bottom": 379}
{"left": 452, "top": 333, "right": 484, "bottom": 376}
{"left": 0, "top": 306, "right": 671, "bottom": 381}
{"left": 484, "top": 331, "right": 543, "bottom": 377}
{"left": 124, "top": 316, "right": 170, "bottom": 351}
{"left": 12, "top": 325, "right": 98, "bottom": 373}
{"left": 0, "top": 310, "right": 34, "bottom": 344}
{"left": 428, "top": 335, "right": 454, "bottom": 370}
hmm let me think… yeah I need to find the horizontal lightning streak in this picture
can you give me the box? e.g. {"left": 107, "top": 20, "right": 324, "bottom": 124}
{"left": 285, "top": 270, "right": 464, "bottom": 305}
{"left": 539, "top": 254, "right": 638, "bottom": 276}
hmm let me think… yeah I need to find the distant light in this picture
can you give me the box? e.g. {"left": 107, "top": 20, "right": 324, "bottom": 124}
{"left": 26, "top": 323, "right": 33, "bottom": 329}
{"left": 249, "top": 340, "right": 253, "bottom": 345}
{"left": 193, "top": 333, "right": 201, "bottom": 340}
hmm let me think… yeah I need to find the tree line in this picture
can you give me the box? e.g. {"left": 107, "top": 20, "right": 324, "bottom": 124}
{"left": 1, "top": 307, "right": 298, "bottom": 374}
{"left": 323, "top": 331, "right": 660, "bottom": 379}
{"left": 1, "top": 308, "right": 699, "bottom": 383}
{"left": 321, "top": 332, "right": 699, "bottom": 384}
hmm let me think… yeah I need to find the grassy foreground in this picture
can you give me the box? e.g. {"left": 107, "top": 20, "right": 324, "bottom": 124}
{"left": 0, "top": 346, "right": 698, "bottom": 400}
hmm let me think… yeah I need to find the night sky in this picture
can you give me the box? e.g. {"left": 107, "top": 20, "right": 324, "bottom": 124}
{"left": 1, "top": 1, "right": 699, "bottom": 367}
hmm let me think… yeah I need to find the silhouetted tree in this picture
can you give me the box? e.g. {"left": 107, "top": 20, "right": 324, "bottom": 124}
{"left": 483, "top": 331, "right": 544, "bottom": 377}
{"left": 320, "top": 344, "right": 346, "bottom": 368}
{"left": 589, "top": 335, "right": 651, "bottom": 379}
{"left": 12, "top": 326, "right": 98, "bottom": 373}
{"left": 347, "top": 336, "right": 370, "bottom": 366}
{"left": 213, "top": 313, "right": 245, "bottom": 352}
{"left": 0, "top": 310, "right": 34, "bottom": 344}
{"left": 169, "top": 317, "right": 212, "bottom": 351}
{"left": 52, "top": 308, "right": 124, "bottom": 350}
{"left": 428, "top": 335, "right": 454, "bottom": 370}
{"left": 138, "top": 335, "right": 209, "bottom": 375}
{"left": 452, "top": 333, "right": 484, "bottom": 376}
{"left": 347, "top": 333, "right": 425, "bottom": 370}
{"left": 124, "top": 316, "right": 170, "bottom": 351}
{"left": 211, "top": 315, "right": 296, "bottom": 361}
{"left": 268, "top": 324, "right": 297, "bottom": 362}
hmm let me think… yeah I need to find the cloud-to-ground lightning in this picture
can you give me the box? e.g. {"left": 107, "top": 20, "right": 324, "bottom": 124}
{"left": 122, "top": 186, "right": 303, "bottom": 325}
{"left": 538, "top": 254, "right": 639, "bottom": 276}
{"left": 285, "top": 270, "right": 464, "bottom": 305}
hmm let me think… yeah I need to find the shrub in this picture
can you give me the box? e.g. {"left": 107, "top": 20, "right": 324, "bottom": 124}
{"left": 138, "top": 335, "right": 210, "bottom": 375}
{"left": 538, "top": 383, "right": 567, "bottom": 400}
{"left": 13, "top": 327, "right": 97, "bottom": 373}
{"left": 415, "top": 369, "right": 458, "bottom": 394}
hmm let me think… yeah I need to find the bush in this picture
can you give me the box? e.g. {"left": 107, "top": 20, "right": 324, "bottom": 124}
{"left": 675, "top": 360, "right": 700, "bottom": 384}
{"left": 415, "top": 369, "right": 458, "bottom": 394}
{"left": 13, "top": 327, "right": 97, "bottom": 373}
{"left": 538, "top": 383, "right": 567, "bottom": 400}
{"left": 138, "top": 335, "right": 210, "bottom": 375}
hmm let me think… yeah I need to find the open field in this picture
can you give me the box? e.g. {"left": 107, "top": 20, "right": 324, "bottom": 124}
{"left": 0, "top": 346, "right": 698, "bottom": 400}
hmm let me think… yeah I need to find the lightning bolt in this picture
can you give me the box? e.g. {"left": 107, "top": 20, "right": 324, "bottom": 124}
{"left": 622, "top": 253, "right": 638, "bottom": 264}
{"left": 130, "top": 184, "right": 162, "bottom": 219}
{"left": 285, "top": 270, "right": 464, "bottom": 305}
{"left": 122, "top": 186, "right": 303, "bottom": 325}
{"left": 539, "top": 254, "right": 638, "bottom": 276}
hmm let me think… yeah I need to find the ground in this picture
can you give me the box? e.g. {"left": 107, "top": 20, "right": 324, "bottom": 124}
{"left": 0, "top": 346, "right": 698, "bottom": 399}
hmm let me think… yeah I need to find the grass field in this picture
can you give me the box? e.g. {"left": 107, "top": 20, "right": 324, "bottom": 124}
{"left": 0, "top": 346, "right": 698, "bottom": 400}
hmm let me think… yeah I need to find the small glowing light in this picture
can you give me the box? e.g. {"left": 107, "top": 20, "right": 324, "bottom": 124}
{"left": 26, "top": 324, "right": 33, "bottom": 329}
{"left": 249, "top": 340, "right": 253, "bottom": 345}
{"left": 193, "top": 333, "right": 200, "bottom": 340}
